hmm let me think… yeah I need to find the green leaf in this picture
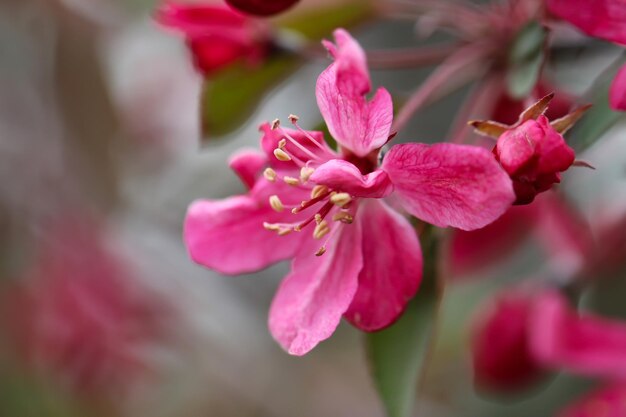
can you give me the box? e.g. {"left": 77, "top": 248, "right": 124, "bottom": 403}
{"left": 276, "top": 0, "right": 374, "bottom": 40}
{"left": 506, "top": 21, "right": 548, "bottom": 99}
{"left": 366, "top": 228, "right": 441, "bottom": 417}
{"left": 201, "top": 56, "right": 299, "bottom": 139}
{"left": 567, "top": 54, "right": 626, "bottom": 152}
{"left": 200, "top": 1, "right": 375, "bottom": 141}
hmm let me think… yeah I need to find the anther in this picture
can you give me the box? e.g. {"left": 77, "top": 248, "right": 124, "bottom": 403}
{"left": 300, "top": 167, "right": 314, "bottom": 182}
{"left": 269, "top": 195, "right": 284, "bottom": 212}
{"left": 310, "top": 185, "right": 328, "bottom": 199}
{"left": 283, "top": 176, "right": 300, "bottom": 186}
{"left": 288, "top": 114, "right": 299, "bottom": 123}
{"left": 315, "top": 246, "right": 326, "bottom": 256}
{"left": 332, "top": 211, "right": 354, "bottom": 224}
{"left": 314, "top": 213, "right": 322, "bottom": 224}
{"left": 274, "top": 148, "right": 291, "bottom": 161}
{"left": 271, "top": 119, "right": 280, "bottom": 130}
{"left": 278, "top": 139, "right": 287, "bottom": 149}
{"left": 263, "top": 222, "right": 280, "bottom": 231}
{"left": 278, "top": 228, "right": 292, "bottom": 236}
{"left": 313, "top": 220, "right": 330, "bottom": 239}
{"left": 263, "top": 168, "right": 277, "bottom": 182}
{"left": 330, "top": 192, "right": 351, "bottom": 207}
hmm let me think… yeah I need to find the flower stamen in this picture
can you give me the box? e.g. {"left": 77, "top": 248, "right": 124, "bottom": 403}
{"left": 330, "top": 192, "right": 351, "bottom": 207}
{"left": 269, "top": 195, "right": 285, "bottom": 212}
{"left": 263, "top": 168, "right": 277, "bottom": 182}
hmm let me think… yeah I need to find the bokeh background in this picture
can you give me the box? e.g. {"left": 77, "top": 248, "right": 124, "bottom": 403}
{"left": 0, "top": 0, "right": 624, "bottom": 416}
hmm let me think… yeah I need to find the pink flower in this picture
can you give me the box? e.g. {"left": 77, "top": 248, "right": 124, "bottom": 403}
{"left": 3, "top": 217, "right": 171, "bottom": 397}
{"left": 471, "top": 288, "right": 546, "bottom": 391}
{"left": 529, "top": 290, "right": 626, "bottom": 380}
{"left": 547, "top": 0, "right": 626, "bottom": 111}
{"left": 155, "top": 1, "right": 270, "bottom": 75}
{"left": 471, "top": 95, "right": 585, "bottom": 205}
{"left": 184, "top": 29, "right": 515, "bottom": 355}
{"left": 558, "top": 383, "right": 626, "bottom": 417}
{"left": 225, "top": 0, "right": 300, "bottom": 16}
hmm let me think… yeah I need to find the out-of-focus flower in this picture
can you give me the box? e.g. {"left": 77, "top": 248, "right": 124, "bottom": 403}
{"left": 529, "top": 290, "right": 626, "bottom": 380}
{"left": 471, "top": 94, "right": 588, "bottom": 204}
{"left": 225, "top": 0, "right": 300, "bottom": 17}
{"left": 3, "top": 215, "right": 172, "bottom": 398}
{"left": 185, "top": 29, "right": 515, "bottom": 355}
{"left": 558, "top": 383, "right": 626, "bottom": 417}
{"left": 155, "top": 1, "right": 271, "bottom": 75}
{"left": 547, "top": 0, "right": 626, "bottom": 111}
{"left": 471, "top": 287, "right": 547, "bottom": 391}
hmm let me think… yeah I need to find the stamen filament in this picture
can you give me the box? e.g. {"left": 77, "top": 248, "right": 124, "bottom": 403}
{"left": 277, "top": 127, "right": 321, "bottom": 162}
{"left": 289, "top": 118, "right": 334, "bottom": 156}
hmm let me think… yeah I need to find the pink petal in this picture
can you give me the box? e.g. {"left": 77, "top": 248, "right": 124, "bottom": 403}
{"left": 547, "top": 0, "right": 626, "bottom": 45}
{"left": 323, "top": 29, "right": 371, "bottom": 97}
{"left": 529, "top": 291, "right": 626, "bottom": 380}
{"left": 259, "top": 122, "right": 331, "bottom": 171}
{"left": 609, "top": 63, "right": 626, "bottom": 111}
{"left": 184, "top": 183, "right": 308, "bottom": 275}
{"left": 558, "top": 384, "right": 626, "bottom": 417}
{"left": 382, "top": 143, "right": 515, "bottom": 230}
{"left": 316, "top": 42, "right": 393, "bottom": 157}
{"left": 535, "top": 115, "right": 575, "bottom": 175}
{"left": 228, "top": 148, "right": 267, "bottom": 189}
{"left": 309, "top": 160, "right": 393, "bottom": 198}
{"left": 268, "top": 221, "right": 363, "bottom": 355}
{"left": 496, "top": 120, "right": 540, "bottom": 176}
{"left": 156, "top": 2, "right": 248, "bottom": 34}
{"left": 343, "top": 200, "right": 422, "bottom": 331}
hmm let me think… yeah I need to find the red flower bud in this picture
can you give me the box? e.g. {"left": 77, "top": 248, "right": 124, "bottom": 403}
{"left": 225, "top": 0, "right": 300, "bottom": 17}
{"left": 471, "top": 289, "right": 546, "bottom": 392}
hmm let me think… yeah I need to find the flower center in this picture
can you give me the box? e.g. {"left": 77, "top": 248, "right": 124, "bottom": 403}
{"left": 260, "top": 116, "right": 358, "bottom": 256}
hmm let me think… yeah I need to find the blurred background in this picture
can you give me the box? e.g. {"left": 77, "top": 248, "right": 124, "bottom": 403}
{"left": 0, "top": 0, "right": 624, "bottom": 416}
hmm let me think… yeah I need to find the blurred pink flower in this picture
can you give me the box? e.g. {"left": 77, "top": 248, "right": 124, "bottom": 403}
{"left": 530, "top": 290, "right": 626, "bottom": 380}
{"left": 185, "top": 29, "right": 514, "bottom": 355}
{"left": 225, "top": 0, "right": 300, "bottom": 16}
{"left": 4, "top": 216, "right": 171, "bottom": 397}
{"left": 155, "top": 1, "right": 270, "bottom": 75}
{"left": 449, "top": 191, "right": 593, "bottom": 278}
{"left": 547, "top": 0, "right": 626, "bottom": 111}
{"left": 558, "top": 383, "right": 626, "bottom": 417}
{"left": 471, "top": 288, "right": 547, "bottom": 391}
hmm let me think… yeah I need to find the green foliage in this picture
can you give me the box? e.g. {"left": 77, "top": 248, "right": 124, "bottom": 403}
{"left": 366, "top": 227, "right": 441, "bottom": 417}
{"left": 506, "top": 21, "right": 548, "bottom": 99}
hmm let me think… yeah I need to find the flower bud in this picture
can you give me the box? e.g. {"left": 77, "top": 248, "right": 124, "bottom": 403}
{"left": 471, "top": 289, "right": 546, "bottom": 392}
{"left": 225, "top": 0, "right": 300, "bottom": 17}
{"left": 494, "top": 115, "right": 575, "bottom": 205}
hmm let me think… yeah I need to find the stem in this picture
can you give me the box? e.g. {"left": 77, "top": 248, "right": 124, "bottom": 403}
{"left": 366, "top": 44, "right": 460, "bottom": 69}
{"left": 392, "top": 42, "right": 493, "bottom": 133}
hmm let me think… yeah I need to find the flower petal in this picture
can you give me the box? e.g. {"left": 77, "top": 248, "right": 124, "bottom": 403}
{"left": 535, "top": 116, "right": 575, "bottom": 175}
{"left": 184, "top": 183, "right": 307, "bottom": 275}
{"left": 259, "top": 122, "right": 331, "bottom": 171}
{"left": 343, "top": 200, "right": 422, "bottom": 332}
{"left": 228, "top": 148, "right": 267, "bottom": 189}
{"left": 382, "top": 143, "right": 515, "bottom": 230}
{"left": 322, "top": 28, "right": 370, "bottom": 97}
{"left": 268, "top": 221, "right": 363, "bottom": 355}
{"left": 529, "top": 291, "right": 626, "bottom": 380}
{"left": 547, "top": 0, "right": 626, "bottom": 45}
{"left": 309, "top": 159, "right": 393, "bottom": 198}
{"left": 609, "top": 63, "right": 626, "bottom": 111}
{"left": 316, "top": 32, "right": 393, "bottom": 157}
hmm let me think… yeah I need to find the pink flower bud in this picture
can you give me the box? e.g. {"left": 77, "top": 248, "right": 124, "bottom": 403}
{"left": 225, "top": 0, "right": 300, "bottom": 16}
{"left": 494, "top": 115, "right": 575, "bottom": 204}
{"left": 471, "top": 289, "right": 546, "bottom": 391}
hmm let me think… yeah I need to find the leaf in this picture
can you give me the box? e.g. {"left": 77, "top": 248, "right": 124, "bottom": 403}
{"left": 550, "top": 104, "right": 592, "bottom": 134}
{"left": 468, "top": 120, "right": 509, "bottom": 138}
{"left": 276, "top": 0, "right": 374, "bottom": 40}
{"left": 506, "top": 21, "right": 548, "bottom": 99}
{"left": 200, "top": 0, "right": 376, "bottom": 141}
{"left": 366, "top": 228, "right": 441, "bottom": 417}
{"left": 519, "top": 92, "right": 554, "bottom": 122}
{"left": 201, "top": 56, "right": 299, "bottom": 138}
